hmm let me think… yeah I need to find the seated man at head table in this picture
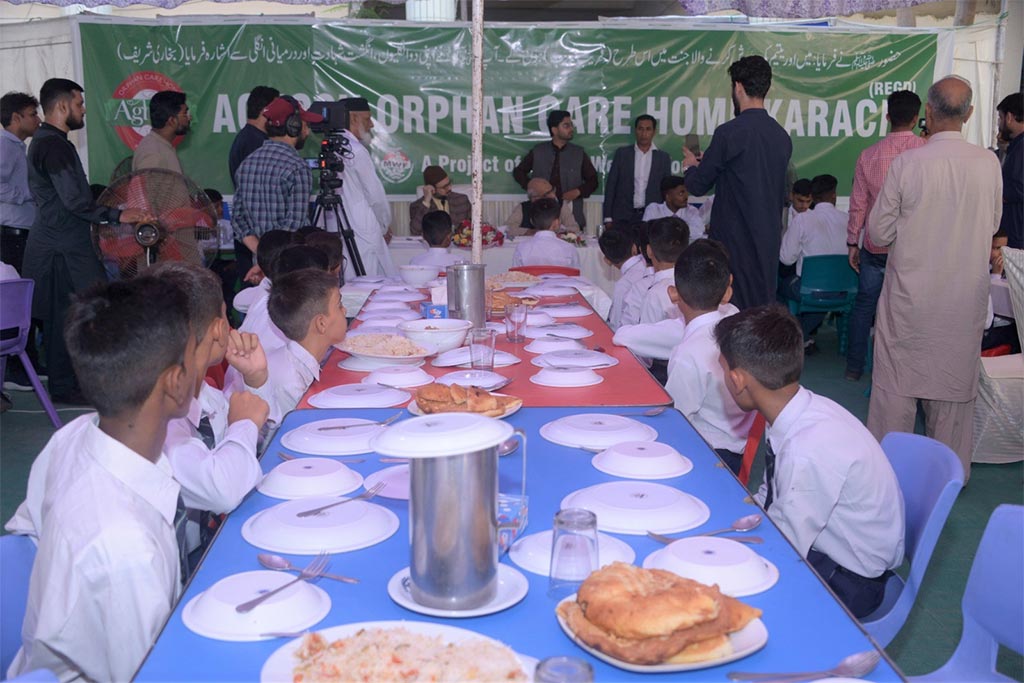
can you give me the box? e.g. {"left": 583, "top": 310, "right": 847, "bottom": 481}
{"left": 408, "top": 165, "right": 472, "bottom": 236}
{"left": 715, "top": 305, "right": 905, "bottom": 618}
{"left": 641, "top": 175, "right": 704, "bottom": 241}
{"left": 511, "top": 197, "right": 581, "bottom": 270}
{"left": 5, "top": 276, "right": 199, "bottom": 681}
{"left": 504, "top": 177, "right": 580, "bottom": 236}
{"left": 409, "top": 210, "right": 463, "bottom": 269}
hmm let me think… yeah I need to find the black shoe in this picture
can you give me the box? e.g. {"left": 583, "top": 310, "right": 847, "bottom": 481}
{"left": 845, "top": 369, "right": 863, "bottom": 382}
{"left": 51, "top": 389, "right": 90, "bottom": 406}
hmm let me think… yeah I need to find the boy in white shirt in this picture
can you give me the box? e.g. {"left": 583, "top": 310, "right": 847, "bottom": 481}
{"left": 598, "top": 222, "right": 646, "bottom": 330}
{"left": 638, "top": 217, "right": 689, "bottom": 325}
{"left": 6, "top": 276, "right": 199, "bottom": 682}
{"left": 511, "top": 197, "right": 581, "bottom": 270}
{"left": 617, "top": 223, "right": 656, "bottom": 327}
{"left": 665, "top": 240, "right": 752, "bottom": 474}
{"left": 642, "top": 176, "right": 704, "bottom": 240}
{"left": 409, "top": 211, "right": 462, "bottom": 269}
{"left": 715, "top": 305, "right": 905, "bottom": 617}
{"left": 241, "top": 244, "right": 329, "bottom": 353}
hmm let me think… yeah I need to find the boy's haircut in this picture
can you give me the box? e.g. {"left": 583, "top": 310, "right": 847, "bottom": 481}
{"left": 659, "top": 175, "right": 686, "bottom": 196}
{"left": 303, "top": 232, "right": 345, "bottom": 271}
{"left": 1, "top": 92, "right": 38, "bottom": 127}
{"left": 674, "top": 239, "right": 731, "bottom": 311}
{"left": 888, "top": 90, "right": 922, "bottom": 128}
{"left": 256, "top": 230, "right": 295, "bottom": 281}
{"left": 810, "top": 174, "right": 838, "bottom": 199}
{"left": 791, "top": 178, "right": 812, "bottom": 197}
{"left": 148, "top": 262, "right": 222, "bottom": 343}
{"left": 635, "top": 221, "right": 653, "bottom": 266}
{"left": 598, "top": 227, "right": 633, "bottom": 266}
{"left": 421, "top": 210, "right": 453, "bottom": 246}
{"left": 531, "top": 197, "right": 561, "bottom": 231}
{"left": 65, "top": 276, "right": 190, "bottom": 417}
{"left": 715, "top": 305, "right": 803, "bottom": 390}
{"left": 647, "top": 216, "right": 690, "bottom": 263}
{"left": 204, "top": 188, "right": 223, "bottom": 203}
{"left": 246, "top": 86, "right": 280, "bottom": 120}
{"left": 728, "top": 56, "right": 772, "bottom": 99}
{"left": 39, "top": 78, "right": 82, "bottom": 114}
{"left": 149, "top": 91, "right": 186, "bottom": 129}
{"left": 295, "top": 225, "right": 320, "bottom": 240}
{"left": 634, "top": 114, "right": 657, "bottom": 128}
{"left": 276, "top": 245, "right": 329, "bottom": 276}
{"left": 268, "top": 268, "right": 337, "bottom": 342}
{"left": 994, "top": 228, "right": 1008, "bottom": 240}
{"left": 546, "top": 110, "right": 571, "bottom": 134}
{"left": 997, "top": 92, "right": 1023, "bottom": 121}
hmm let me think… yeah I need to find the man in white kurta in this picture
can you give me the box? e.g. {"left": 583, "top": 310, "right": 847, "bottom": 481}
{"left": 866, "top": 77, "right": 1003, "bottom": 482}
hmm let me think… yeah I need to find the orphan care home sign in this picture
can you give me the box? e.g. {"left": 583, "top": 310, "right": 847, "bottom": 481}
{"left": 79, "top": 20, "right": 936, "bottom": 195}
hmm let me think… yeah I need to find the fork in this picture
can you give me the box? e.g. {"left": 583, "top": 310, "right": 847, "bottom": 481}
{"left": 317, "top": 413, "right": 402, "bottom": 431}
{"left": 484, "top": 377, "right": 514, "bottom": 392}
{"left": 236, "top": 552, "right": 328, "bottom": 613}
{"left": 295, "top": 482, "right": 386, "bottom": 518}
{"left": 647, "top": 530, "right": 764, "bottom": 545}
{"left": 278, "top": 451, "right": 364, "bottom": 464}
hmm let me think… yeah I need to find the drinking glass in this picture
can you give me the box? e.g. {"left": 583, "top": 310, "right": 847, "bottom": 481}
{"left": 505, "top": 303, "right": 528, "bottom": 343}
{"left": 547, "top": 508, "right": 599, "bottom": 600}
{"left": 534, "top": 656, "right": 594, "bottom": 683}
{"left": 469, "top": 328, "right": 497, "bottom": 371}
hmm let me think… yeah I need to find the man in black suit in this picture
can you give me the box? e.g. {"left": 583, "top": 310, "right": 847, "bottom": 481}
{"left": 602, "top": 115, "right": 672, "bottom": 225}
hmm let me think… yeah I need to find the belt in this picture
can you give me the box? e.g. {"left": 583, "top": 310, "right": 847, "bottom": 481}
{"left": 1, "top": 226, "right": 30, "bottom": 236}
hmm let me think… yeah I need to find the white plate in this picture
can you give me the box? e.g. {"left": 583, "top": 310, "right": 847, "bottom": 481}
{"left": 431, "top": 347, "right": 522, "bottom": 368}
{"left": 361, "top": 365, "right": 435, "bottom": 388}
{"left": 509, "top": 530, "right": 636, "bottom": 577}
{"left": 280, "top": 418, "right": 385, "bottom": 456}
{"left": 360, "top": 300, "right": 413, "bottom": 312}
{"left": 387, "top": 564, "right": 529, "bottom": 618}
{"left": 342, "top": 342, "right": 438, "bottom": 365}
{"left": 307, "top": 384, "right": 411, "bottom": 409}
{"left": 521, "top": 284, "right": 578, "bottom": 297}
{"left": 530, "top": 369, "right": 604, "bottom": 388}
{"left": 338, "top": 355, "right": 424, "bottom": 372}
{"left": 407, "top": 394, "right": 522, "bottom": 419}
{"left": 534, "top": 303, "right": 592, "bottom": 318}
{"left": 642, "top": 537, "right": 780, "bottom": 597}
{"left": 591, "top": 441, "right": 694, "bottom": 480}
{"left": 356, "top": 308, "right": 422, "bottom": 322}
{"left": 362, "top": 464, "right": 410, "bottom": 500}
{"left": 484, "top": 321, "right": 506, "bottom": 334}
{"left": 523, "top": 311, "right": 556, "bottom": 327}
{"left": 345, "top": 324, "right": 403, "bottom": 338}
{"left": 556, "top": 597, "right": 768, "bottom": 673}
{"left": 260, "top": 620, "right": 534, "bottom": 682}
{"left": 371, "top": 291, "right": 427, "bottom": 303}
{"left": 257, "top": 458, "right": 363, "bottom": 500}
{"left": 524, "top": 337, "right": 585, "bottom": 354}
{"left": 350, "top": 275, "right": 386, "bottom": 285}
{"left": 241, "top": 497, "right": 399, "bottom": 554}
{"left": 532, "top": 349, "right": 619, "bottom": 369}
{"left": 539, "top": 413, "right": 658, "bottom": 451}
{"left": 561, "top": 481, "right": 710, "bottom": 535}
{"left": 378, "top": 284, "right": 417, "bottom": 293}
{"left": 524, "top": 324, "right": 593, "bottom": 340}
{"left": 436, "top": 369, "right": 508, "bottom": 389}
{"left": 182, "top": 571, "right": 330, "bottom": 642}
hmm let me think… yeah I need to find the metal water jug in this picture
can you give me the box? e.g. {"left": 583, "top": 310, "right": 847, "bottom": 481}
{"left": 446, "top": 263, "right": 486, "bottom": 329}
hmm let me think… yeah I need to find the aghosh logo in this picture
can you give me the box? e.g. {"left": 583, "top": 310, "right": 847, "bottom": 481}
{"left": 379, "top": 150, "right": 414, "bottom": 184}
{"left": 111, "top": 71, "right": 183, "bottom": 150}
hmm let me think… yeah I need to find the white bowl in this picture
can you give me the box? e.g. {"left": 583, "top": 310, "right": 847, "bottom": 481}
{"left": 242, "top": 497, "right": 400, "bottom": 554}
{"left": 258, "top": 458, "right": 363, "bottom": 500}
{"left": 400, "top": 264, "right": 440, "bottom": 287}
{"left": 531, "top": 366, "right": 602, "bottom": 388}
{"left": 398, "top": 318, "right": 473, "bottom": 353}
{"left": 524, "top": 311, "right": 555, "bottom": 326}
{"left": 591, "top": 441, "right": 693, "bottom": 480}
{"left": 642, "top": 537, "right": 779, "bottom": 597}
{"left": 524, "top": 337, "right": 585, "bottom": 354}
{"left": 362, "top": 365, "right": 435, "bottom": 388}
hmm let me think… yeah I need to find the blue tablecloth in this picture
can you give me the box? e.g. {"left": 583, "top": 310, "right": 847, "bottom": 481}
{"left": 136, "top": 407, "right": 903, "bottom": 681}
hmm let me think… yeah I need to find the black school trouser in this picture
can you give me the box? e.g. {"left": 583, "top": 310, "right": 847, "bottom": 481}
{"left": 807, "top": 548, "right": 890, "bottom": 618}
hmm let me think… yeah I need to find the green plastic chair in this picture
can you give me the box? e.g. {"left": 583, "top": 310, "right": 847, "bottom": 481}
{"left": 786, "top": 254, "right": 859, "bottom": 354}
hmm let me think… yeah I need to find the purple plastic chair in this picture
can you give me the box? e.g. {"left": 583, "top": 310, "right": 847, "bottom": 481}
{"left": 912, "top": 504, "right": 1024, "bottom": 681}
{"left": 861, "top": 433, "right": 963, "bottom": 646}
{"left": 0, "top": 279, "right": 61, "bottom": 428}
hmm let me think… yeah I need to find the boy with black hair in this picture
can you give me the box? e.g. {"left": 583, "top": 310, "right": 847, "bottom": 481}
{"left": 664, "top": 240, "right": 751, "bottom": 473}
{"left": 410, "top": 210, "right": 461, "bottom": 268}
{"left": 511, "top": 197, "right": 581, "bottom": 269}
{"left": 6, "top": 276, "right": 199, "bottom": 681}
{"left": 714, "top": 305, "right": 904, "bottom": 618}
{"left": 641, "top": 176, "right": 703, "bottom": 239}
{"left": 787, "top": 178, "right": 812, "bottom": 224}
{"left": 303, "top": 230, "right": 346, "bottom": 277}
{"left": 599, "top": 223, "right": 644, "bottom": 330}
{"left": 639, "top": 216, "right": 690, "bottom": 324}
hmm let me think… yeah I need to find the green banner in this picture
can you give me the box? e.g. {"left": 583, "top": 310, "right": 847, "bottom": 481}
{"left": 79, "top": 20, "right": 936, "bottom": 197}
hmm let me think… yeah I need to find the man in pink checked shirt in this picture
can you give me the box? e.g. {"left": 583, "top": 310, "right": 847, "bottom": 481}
{"left": 844, "top": 90, "right": 925, "bottom": 382}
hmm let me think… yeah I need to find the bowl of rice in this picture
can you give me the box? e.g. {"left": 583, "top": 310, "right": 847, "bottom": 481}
{"left": 398, "top": 318, "right": 473, "bottom": 353}
{"left": 339, "top": 333, "right": 437, "bottom": 364}
{"left": 400, "top": 264, "right": 441, "bottom": 287}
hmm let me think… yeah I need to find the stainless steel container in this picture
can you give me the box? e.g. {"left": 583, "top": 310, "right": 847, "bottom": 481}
{"left": 446, "top": 263, "right": 486, "bottom": 329}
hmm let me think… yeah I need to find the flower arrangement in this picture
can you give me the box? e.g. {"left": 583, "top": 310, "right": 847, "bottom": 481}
{"left": 452, "top": 220, "right": 504, "bottom": 248}
{"left": 558, "top": 231, "right": 587, "bottom": 247}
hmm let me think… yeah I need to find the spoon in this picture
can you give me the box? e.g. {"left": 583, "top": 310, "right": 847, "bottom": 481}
{"left": 727, "top": 650, "right": 881, "bottom": 681}
{"left": 614, "top": 406, "right": 669, "bottom": 418}
{"left": 697, "top": 513, "right": 762, "bottom": 538}
{"left": 257, "top": 553, "right": 360, "bottom": 584}
{"left": 498, "top": 437, "right": 520, "bottom": 456}
{"left": 647, "top": 530, "right": 764, "bottom": 545}
{"left": 278, "top": 452, "right": 365, "bottom": 464}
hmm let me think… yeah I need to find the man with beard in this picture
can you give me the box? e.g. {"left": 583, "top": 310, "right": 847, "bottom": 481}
{"left": 22, "top": 78, "right": 151, "bottom": 403}
{"left": 681, "top": 56, "right": 792, "bottom": 309}
{"left": 338, "top": 97, "right": 396, "bottom": 278}
{"left": 132, "top": 90, "right": 190, "bottom": 174}
{"left": 996, "top": 92, "right": 1022, "bottom": 248}
{"left": 232, "top": 96, "right": 321, "bottom": 282}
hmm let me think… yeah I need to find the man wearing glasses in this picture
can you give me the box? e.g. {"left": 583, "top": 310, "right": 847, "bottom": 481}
{"left": 409, "top": 165, "right": 471, "bottom": 236}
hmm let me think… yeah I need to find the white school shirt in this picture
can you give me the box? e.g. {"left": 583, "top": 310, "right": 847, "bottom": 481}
{"left": 619, "top": 266, "right": 655, "bottom": 327}
{"left": 6, "top": 415, "right": 181, "bottom": 683}
{"left": 633, "top": 144, "right": 656, "bottom": 209}
{"left": 608, "top": 254, "right": 648, "bottom": 330}
{"left": 641, "top": 203, "right": 705, "bottom": 240}
{"left": 511, "top": 231, "right": 581, "bottom": 269}
{"left": 665, "top": 306, "right": 753, "bottom": 452}
{"left": 229, "top": 340, "right": 320, "bottom": 423}
{"left": 163, "top": 383, "right": 261, "bottom": 515}
{"left": 756, "top": 387, "right": 905, "bottom": 578}
{"left": 613, "top": 317, "right": 685, "bottom": 361}
{"left": 778, "top": 202, "right": 848, "bottom": 275}
{"left": 408, "top": 247, "right": 462, "bottom": 269}
{"left": 239, "top": 286, "right": 288, "bottom": 353}
{"left": 639, "top": 269, "right": 680, "bottom": 324}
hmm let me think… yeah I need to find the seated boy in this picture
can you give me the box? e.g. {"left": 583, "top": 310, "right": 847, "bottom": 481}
{"left": 664, "top": 240, "right": 751, "bottom": 474}
{"left": 303, "top": 230, "right": 346, "bottom": 283}
{"left": 409, "top": 211, "right": 462, "bottom": 269}
{"left": 715, "top": 305, "right": 905, "bottom": 617}
{"left": 228, "top": 268, "right": 348, "bottom": 420}
{"left": 6, "top": 277, "right": 198, "bottom": 681}
{"left": 617, "top": 221, "right": 655, "bottom": 328}
{"left": 241, "top": 244, "right": 329, "bottom": 353}
{"left": 511, "top": 197, "right": 581, "bottom": 270}
{"left": 598, "top": 222, "right": 645, "bottom": 330}
{"left": 983, "top": 229, "right": 1019, "bottom": 352}
{"left": 234, "top": 228, "right": 294, "bottom": 317}
{"left": 641, "top": 176, "right": 704, "bottom": 240}
{"left": 639, "top": 217, "right": 690, "bottom": 324}
{"left": 785, "top": 177, "right": 813, "bottom": 232}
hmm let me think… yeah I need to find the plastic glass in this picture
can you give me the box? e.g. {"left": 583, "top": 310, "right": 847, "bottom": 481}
{"left": 534, "top": 656, "right": 594, "bottom": 683}
{"left": 505, "top": 303, "right": 528, "bottom": 343}
{"left": 547, "top": 508, "right": 599, "bottom": 600}
{"left": 469, "top": 328, "right": 497, "bottom": 371}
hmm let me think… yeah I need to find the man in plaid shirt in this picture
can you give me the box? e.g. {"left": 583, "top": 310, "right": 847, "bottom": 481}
{"left": 844, "top": 90, "right": 925, "bottom": 382}
{"left": 232, "top": 96, "right": 321, "bottom": 282}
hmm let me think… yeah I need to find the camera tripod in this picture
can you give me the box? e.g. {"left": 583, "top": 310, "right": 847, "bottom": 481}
{"left": 310, "top": 184, "right": 366, "bottom": 278}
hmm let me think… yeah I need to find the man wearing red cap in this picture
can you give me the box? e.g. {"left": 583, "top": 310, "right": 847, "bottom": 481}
{"left": 408, "top": 165, "right": 471, "bottom": 236}
{"left": 232, "top": 96, "right": 322, "bottom": 281}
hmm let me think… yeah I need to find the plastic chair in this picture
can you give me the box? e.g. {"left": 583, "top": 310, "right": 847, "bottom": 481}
{"left": 860, "top": 433, "right": 964, "bottom": 646}
{"left": 785, "top": 255, "right": 858, "bottom": 354}
{"left": 508, "top": 265, "right": 581, "bottom": 277}
{"left": 1, "top": 534, "right": 37, "bottom": 674}
{"left": 738, "top": 413, "right": 766, "bottom": 487}
{"left": 912, "top": 504, "right": 1023, "bottom": 681}
{"left": 980, "top": 344, "right": 1012, "bottom": 357}
{"left": 0, "top": 279, "right": 61, "bottom": 428}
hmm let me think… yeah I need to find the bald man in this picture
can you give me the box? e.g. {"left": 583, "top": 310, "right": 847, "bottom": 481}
{"left": 504, "top": 178, "right": 580, "bottom": 236}
{"left": 866, "top": 76, "right": 1003, "bottom": 483}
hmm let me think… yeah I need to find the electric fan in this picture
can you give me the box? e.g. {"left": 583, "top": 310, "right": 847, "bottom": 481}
{"left": 91, "top": 168, "right": 220, "bottom": 280}
{"left": 109, "top": 155, "right": 134, "bottom": 185}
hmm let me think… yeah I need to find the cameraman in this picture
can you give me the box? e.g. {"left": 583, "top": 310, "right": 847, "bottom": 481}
{"left": 338, "top": 97, "right": 396, "bottom": 278}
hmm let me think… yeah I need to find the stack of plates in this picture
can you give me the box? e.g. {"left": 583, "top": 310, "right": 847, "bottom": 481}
{"left": 338, "top": 355, "right": 423, "bottom": 372}
{"left": 436, "top": 370, "right": 508, "bottom": 390}
{"left": 530, "top": 366, "right": 603, "bottom": 388}
{"left": 560, "top": 481, "right": 710, "bottom": 535}
{"left": 280, "top": 418, "right": 385, "bottom": 455}
{"left": 524, "top": 337, "right": 585, "bottom": 354}
{"left": 258, "top": 458, "right": 363, "bottom": 500}
{"left": 532, "top": 349, "right": 618, "bottom": 369}
{"left": 241, "top": 496, "right": 399, "bottom": 554}
{"left": 539, "top": 413, "right": 657, "bottom": 451}
{"left": 307, "top": 384, "right": 411, "bottom": 409}
{"left": 643, "top": 537, "right": 779, "bottom": 597}
{"left": 523, "top": 323, "right": 592, "bottom": 340}
{"left": 509, "top": 530, "right": 636, "bottom": 577}
{"left": 431, "top": 347, "right": 522, "bottom": 368}
{"left": 591, "top": 441, "right": 693, "bottom": 480}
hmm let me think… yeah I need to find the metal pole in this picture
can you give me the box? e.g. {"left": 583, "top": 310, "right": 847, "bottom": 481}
{"left": 470, "top": 0, "right": 484, "bottom": 265}
{"left": 991, "top": 0, "right": 1008, "bottom": 149}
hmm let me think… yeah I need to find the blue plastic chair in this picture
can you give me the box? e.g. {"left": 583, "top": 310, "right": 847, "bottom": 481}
{"left": 0, "top": 279, "right": 61, "bottom": 429}
{"left": 912, "top": 505, "right": 1024, "bottom": 681}
{"left": 0, "top": 534, "right": 37, "bottom": 675}
{"left": 785, "top": 255, "right": 858, "bottom": 354}
{"left": 860, "top": 433, "right": 964, "bottom": 646}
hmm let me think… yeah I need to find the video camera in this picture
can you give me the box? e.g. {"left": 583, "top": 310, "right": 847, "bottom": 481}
{"left": 307, "top": 100, "right": 353, "bottom": 192}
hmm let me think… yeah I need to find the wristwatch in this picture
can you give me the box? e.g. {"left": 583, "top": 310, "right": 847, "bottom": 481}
{"left": 846, "top": 242, "right": 859, "bottom": 248}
